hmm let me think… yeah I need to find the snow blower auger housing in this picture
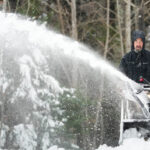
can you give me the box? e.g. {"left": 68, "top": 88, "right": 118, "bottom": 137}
{"left": 119, "top": 83, "right": 150, "bottom": 144}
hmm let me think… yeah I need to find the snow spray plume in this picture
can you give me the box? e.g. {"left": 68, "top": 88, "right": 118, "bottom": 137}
{"left": 0, "top": 12, "right": 142, "bottom": 149}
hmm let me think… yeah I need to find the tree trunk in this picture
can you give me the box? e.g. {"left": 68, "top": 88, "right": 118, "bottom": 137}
{"left": 116, "top": 0, "right": 124, "bottom": 56}
{"left": 3, "top": 0, "right": 7, "bottom": 11}
{"left": 0, "top": 48, "right": 4, "bottom": 146}
{"left": 134, "top": 0, "right": 145, "bottom": 30}
{"left": 125, "top": 0, "right": 131, "bottom": 52}
{"left": 71, "top": 0, "right": 78, "bottom": 40}
{"left": 57, "top": 0, "right": 65, "bottom": 34}
{"left": 26, "top": 0, "right": 31, "bottom": 16}
{"left": 137, "top": 2, "right": 145, "bottom": 31}
{"left": 134, "top": 0, "right": 139, "bottom": 29}
{"left": 104, "top": 0, "right": 110, "bottom": 58}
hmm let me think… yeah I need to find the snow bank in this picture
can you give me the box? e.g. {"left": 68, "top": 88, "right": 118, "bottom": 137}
{"left": 97, "top": 138, "right": 150, "bottom": 150}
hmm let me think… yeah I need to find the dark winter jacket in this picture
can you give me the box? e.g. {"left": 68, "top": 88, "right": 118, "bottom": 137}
{"left": 119, "top": 30, "right": 150, "bottom": 83}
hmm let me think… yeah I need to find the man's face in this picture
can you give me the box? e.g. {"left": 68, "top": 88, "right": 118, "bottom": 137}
{"left": 134, "top": 38, "right": 143, "bottom": 51}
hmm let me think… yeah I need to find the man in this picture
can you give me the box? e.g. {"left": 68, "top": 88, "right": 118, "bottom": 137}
{"left": 119, "top": 30, "right": 150, "bottom": 84}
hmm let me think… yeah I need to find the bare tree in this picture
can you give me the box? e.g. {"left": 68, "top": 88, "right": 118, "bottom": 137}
{"left": 125, "top": 0, "right": 131, "bottom": 52}
{"left": 26, "top": 0, "right": 31, "bottom": 16}
{"left": 57, "top": 0, "right": 65, "bottom": 34}
{"left": 116, "top": 0, "right": 125, "bottom": 56}
{"left": 3, "top": 0, "right": 7, "bottom": 11}
{"left": 104, "top": 0, "right": 110, "bottom": 58}
{"left": 137, "top": 1, "right": 145, "bottom": 30}
{"left": 71, "top": 0, "right": 78, "bottom": 40}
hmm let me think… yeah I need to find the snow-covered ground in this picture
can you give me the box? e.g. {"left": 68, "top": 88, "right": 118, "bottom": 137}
{"left": 97, "top": 138, "right": 150, "bottom": 150}
{"left": 41, "top": 128, "right": 150, "bottom": 150}
{"left": 97, "top": 128, "right": 150, "bottom": 150}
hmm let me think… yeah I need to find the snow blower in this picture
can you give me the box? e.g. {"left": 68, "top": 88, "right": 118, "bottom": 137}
{"left": 119, "top": 78, "right": 150, "bottom": 144}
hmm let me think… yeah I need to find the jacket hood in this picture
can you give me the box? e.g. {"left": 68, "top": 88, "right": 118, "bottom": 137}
{"left": 131, "top": 30, "right": 145, "bottom": 51}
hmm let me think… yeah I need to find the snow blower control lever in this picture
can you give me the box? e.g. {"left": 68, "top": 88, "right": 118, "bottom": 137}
{"left": 139, "top": 76, "right": 150, "bottom": 85}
